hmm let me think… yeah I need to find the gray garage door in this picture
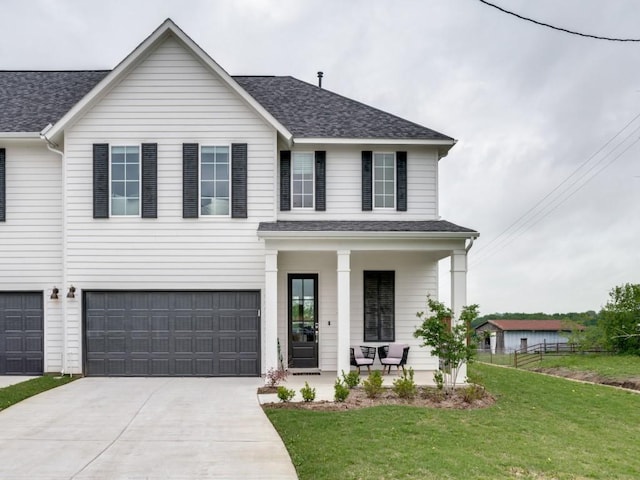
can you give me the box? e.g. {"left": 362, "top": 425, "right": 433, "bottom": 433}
{"left": 0, "top": 292, "right": 44, "bottom": 375}
{"left": 84, "top": 291, "right": 260, "bottom": 377}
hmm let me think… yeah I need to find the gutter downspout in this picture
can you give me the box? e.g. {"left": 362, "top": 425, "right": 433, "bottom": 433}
{"left": 40, "top": 126, "right": 69, "bottom": 376}
{"left": 465, "top": 235, "right": 477, "bottom": 253}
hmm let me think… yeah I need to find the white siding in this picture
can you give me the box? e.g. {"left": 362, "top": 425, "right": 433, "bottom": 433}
{"left": 277, "top": 251, "right": 439, "bottom": 371}
{"left": 63, "top": 36, "right": 277, "bottom": 372}
{"left": 504, "top": 331, "right": 569, "bottom": 352}
{"left": 278, "top": 145, "right": 439, "bottom": 220}
{"left": 0, "top": 141, "right": 64, "bottom": 373}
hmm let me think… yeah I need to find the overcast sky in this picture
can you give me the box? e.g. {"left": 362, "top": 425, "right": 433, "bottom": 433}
{"left": 2, "top": 0, "right": 639, "bottom": 315}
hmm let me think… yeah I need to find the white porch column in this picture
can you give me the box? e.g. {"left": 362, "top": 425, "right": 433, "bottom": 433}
{"left": 336, "top": 250, "right": 351, "bottom": 375}
{"left": 450, "top": 248, "right": 468, "bottom": 381}
{"left": 450, "top": 249, "right": 468, "bottom": 323}
{"left": 264, "top": 250, "right": 279, "bottom": 376}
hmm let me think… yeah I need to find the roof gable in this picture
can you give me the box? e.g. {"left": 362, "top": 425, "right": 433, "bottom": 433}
{"left": 42, "top": 19, "right": 291, "bottom": 145}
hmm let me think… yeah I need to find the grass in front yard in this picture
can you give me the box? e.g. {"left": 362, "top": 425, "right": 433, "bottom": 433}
{"left": 266, "top": 364, "right": 640, "bottom": 479}
{"left": 0, "top": 375, "right": 77, "bottom": 412}
{"left": 535, "top": 354, "right": 640, "bottom": 379}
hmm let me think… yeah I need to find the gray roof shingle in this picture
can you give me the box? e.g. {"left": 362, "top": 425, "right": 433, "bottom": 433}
{"left": 235, "top": 76, "right": 452, "bottom": 140}
{"left": 0, "top": 71, "right": 109, "bottom": 132}
{"left": 0, "top": 71, "right": 452, "bottom": 141}
{"left": 258, "top": 220, "right": 477, "bottom": 234}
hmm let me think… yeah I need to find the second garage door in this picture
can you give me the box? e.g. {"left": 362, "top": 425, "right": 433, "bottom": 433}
{"left": 84, "top": 291, "right": 260, "bottom": 377}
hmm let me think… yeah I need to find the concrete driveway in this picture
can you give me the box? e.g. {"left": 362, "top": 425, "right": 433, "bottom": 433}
{"left": 0, "top": 377, "right": 297, "bottom": 480}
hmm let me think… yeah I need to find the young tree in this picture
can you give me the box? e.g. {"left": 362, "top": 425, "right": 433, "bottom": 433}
{"left": 599, "top": 283, "right": 640, "bottom": 354}
{"left": 414, "top": 296, "right": 479, "bottom": 392}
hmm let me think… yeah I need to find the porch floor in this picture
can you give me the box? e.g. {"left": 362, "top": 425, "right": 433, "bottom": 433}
{"left": 259, "top": 369, "right": 437, "bottom": 403}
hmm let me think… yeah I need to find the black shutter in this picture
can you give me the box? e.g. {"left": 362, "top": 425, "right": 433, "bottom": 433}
{"left": 93, "top": 143, "right": 109, "bottom": 219}
{"left": 231, "top": 143, "right": 248, "bottom": 218}
{"left": 363, "top": 271, "right": 395, "bottom": 342}
{"left": 361, "top": 151, "right": 372, "bottom": 211}
{"left": 0, "top": 148, "right": 5, "bottom": 222}
{"left": 183, "top": 143, "right": 199, "bottom": 218}
{"left": 141, "top": 143, "right": 157, "bottom": 219}
{"left": 280, "top": 150, "right": 291, "bottom": 211}
{"left": 314, "top": 150, "right": 326, "bottom": 211}
{"left": 396, "top": 151, "right": 407, "bottom": 212}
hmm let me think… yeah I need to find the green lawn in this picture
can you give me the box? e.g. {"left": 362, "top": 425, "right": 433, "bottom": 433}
{"left": 0, "top": 375, "right": 76, "bottom": 412}
{"left": 535, "top": 354, "right": 640, "bottom": 379}
{"left": 266, "top": 363, "right": 640, "bottom": 479}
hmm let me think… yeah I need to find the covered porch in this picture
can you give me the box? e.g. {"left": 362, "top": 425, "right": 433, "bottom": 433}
{"left": 258, "top": 221, "right": 478, "bottom": 377}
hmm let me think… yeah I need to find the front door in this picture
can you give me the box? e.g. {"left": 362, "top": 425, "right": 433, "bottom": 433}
{"left": 288, "top": 274, "right": 318, "bottom": 368}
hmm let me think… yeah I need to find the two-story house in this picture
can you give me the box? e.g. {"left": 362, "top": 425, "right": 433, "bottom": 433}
{"left": 0, "top": 19, "right": 478, "bottom": 378}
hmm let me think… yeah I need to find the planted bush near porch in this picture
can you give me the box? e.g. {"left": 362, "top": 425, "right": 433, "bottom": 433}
{"left": 266, "top": 363, "right": 640, "bottom": 479}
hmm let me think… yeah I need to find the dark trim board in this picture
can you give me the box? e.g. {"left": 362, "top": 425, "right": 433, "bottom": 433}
{"left": 83, "top": 290, "right": 260, "bottom": 377}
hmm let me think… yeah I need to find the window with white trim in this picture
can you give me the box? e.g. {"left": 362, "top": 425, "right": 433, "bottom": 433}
{"left": 111, "top": 145, "right": 140, "bottom": 216}
{"left": 373, "top": 152, "right": 395, "bottom": 208}
{"left": 201, "top": 145, "right": 230, "bottom": 216}
{"left": 292, "top": 152, "right": 314, "bottom": 208}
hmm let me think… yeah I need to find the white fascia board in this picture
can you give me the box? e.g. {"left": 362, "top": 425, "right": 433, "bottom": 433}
{"left": 257, "top": 230, "right": 478, "bottom": 240}
{"left": 292, "top": 137, "right": 456, "bottom": 146}
{"left": 44, "top": 19, "right": 293, "bottom": 145}
{"left": 0, "top": 132, "right": 41, "bottom": 139}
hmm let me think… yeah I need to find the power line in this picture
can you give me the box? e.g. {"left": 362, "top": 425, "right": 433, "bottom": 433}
{"left": 470, "top": 112, "right": 640, "bottom": 267}
{"left": 478, "top": 0, "right": 640, "bottom": 42}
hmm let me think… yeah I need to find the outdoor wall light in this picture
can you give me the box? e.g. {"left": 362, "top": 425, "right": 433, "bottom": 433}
{"left": 50, "top": 287, "right": 59, "bottom": 300}
{"left": 67, "top": 285, "right": 76, "bottom": 299}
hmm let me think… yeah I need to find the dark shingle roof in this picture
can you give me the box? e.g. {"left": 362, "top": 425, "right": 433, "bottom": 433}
{"left": 0, "top": 71, "right": 451, "bottom": 141}
{"left": 234, "top": 76, "right": 452, "bottom": 140}
{"left": 0, "top": 71, "right": 109, "bottom": 132}
{"left": 258, "top": 220, "right": 477, "bottom": 234}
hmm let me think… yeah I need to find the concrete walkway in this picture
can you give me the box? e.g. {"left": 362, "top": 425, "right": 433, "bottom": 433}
{"left": 0, "top": 376, "right": 36, "bottom": 388}
{"left": 0, "top": 377, "right": 297, "bottom": 480}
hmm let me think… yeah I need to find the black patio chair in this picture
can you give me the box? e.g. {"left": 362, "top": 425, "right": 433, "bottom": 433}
{"left": 350, "top": 346, "right": 376, "bottom": 373}
{"left": 378, "top": 344, "right": 410, "bottom": 374}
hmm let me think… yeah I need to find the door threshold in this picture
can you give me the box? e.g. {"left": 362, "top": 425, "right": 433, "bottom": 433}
{"left": 289, "top": 368, "right": 321, "bottom": 375}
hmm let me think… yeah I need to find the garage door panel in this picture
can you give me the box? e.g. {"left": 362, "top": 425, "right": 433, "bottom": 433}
{"left": 84, "top": 291, "right": 259, "bottom": 377}
{"left": 0, "top": 292, "right": 43, "bottom": 375}
{"left": 151, "top": 337, "right": 170, "bottom": 353}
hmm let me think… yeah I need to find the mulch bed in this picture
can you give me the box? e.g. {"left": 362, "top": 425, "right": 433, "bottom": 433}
{"left": 261, "top": 385, "right": 495, "bottom": 411}
{"left": 532, "top": 367, "right": 640, "bottom": 391}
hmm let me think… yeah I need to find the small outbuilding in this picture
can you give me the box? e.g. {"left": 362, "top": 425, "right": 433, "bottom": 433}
{"left": 475, "top": 320, "right": 585, "bottom": 353}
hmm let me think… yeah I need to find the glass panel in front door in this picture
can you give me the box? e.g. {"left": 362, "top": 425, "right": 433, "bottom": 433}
{"left": 291, "top": 278, "right": 316, "bottom": 343}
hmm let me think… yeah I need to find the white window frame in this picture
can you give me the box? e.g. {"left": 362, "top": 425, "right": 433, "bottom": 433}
{"left": 373, "top": 152, "right": 395, "bottom": 209}
{"left": 291, "top": 151, "right": 315, "bottom": 209}
{"left": 199, "top": 144, "right": 231, "bottom": 217}
{"left": 109, "top": 144, "right": 141, "bottom": 217}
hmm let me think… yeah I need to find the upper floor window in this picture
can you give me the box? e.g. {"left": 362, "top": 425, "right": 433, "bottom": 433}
{"left": 374, "top": 152, "right": 395, "bottom": 208}
{"left": 111, "top": 146, "right": 140, "bottom": 216}
{"left": 201, "top": 145, "right": 230, "bottom": 216}
{"left": 292, "top": 152, "right": 314, "bottom": 208}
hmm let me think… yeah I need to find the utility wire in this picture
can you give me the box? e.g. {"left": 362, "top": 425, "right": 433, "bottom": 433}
{"left": 478, "top": 0, "right": 640, "bottom": 42}
{"left": 470, "top": 112, "right": 640, "bottom": 267}
{"left": 470, "top": 111, "right": 640, "bottom": 263}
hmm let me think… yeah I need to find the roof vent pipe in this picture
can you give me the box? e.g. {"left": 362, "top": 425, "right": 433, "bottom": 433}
{"left": 317, "top": 71, "right": 323, "bottom": 88}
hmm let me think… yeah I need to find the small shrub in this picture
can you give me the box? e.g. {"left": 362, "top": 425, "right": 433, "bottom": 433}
{"left": 392, "top": 368, "right": 417, "bottom": 399}
{"left": 341, "top": 369, "right": 360, "bottom": 389}
{"left": 433, "top": 369, "right": 445, "bottom": 391}
{"left": 362, "top": 370, "right": 384, "bottom": 398}
{"left": 334, "top": 379, "right": 350, "bottom": 402}
{"left": 277, "top": 386, "right": 296, "bottom": 402}
{"left": 461, "top": 383, "right": 485, "bottom": 403}
{"left": 300, "top": 382, "right": 316, "bottom": 402}
{"left": 265, "top": 367, "right": 288, "bottom": 388}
